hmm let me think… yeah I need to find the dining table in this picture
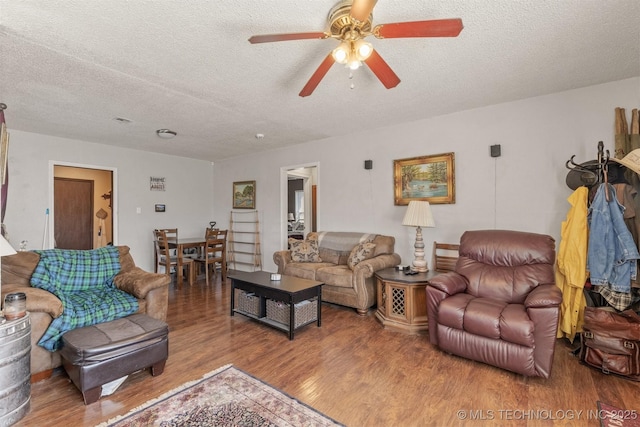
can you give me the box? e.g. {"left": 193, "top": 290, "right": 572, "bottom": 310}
{"left": 167, "top": 237, "right": 206, "bottom": 287}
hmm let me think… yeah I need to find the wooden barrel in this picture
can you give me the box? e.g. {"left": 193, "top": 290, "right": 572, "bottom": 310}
{"left": 0, "top": 313, "right": 31, "bottom": 427}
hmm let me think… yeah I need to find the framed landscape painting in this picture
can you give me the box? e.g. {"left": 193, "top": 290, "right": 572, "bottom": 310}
{"left": 394, "top": 152, "right": 455, "bottom": 205}
{"left": 233, "top": 180, "right": 256, "bottom": 209}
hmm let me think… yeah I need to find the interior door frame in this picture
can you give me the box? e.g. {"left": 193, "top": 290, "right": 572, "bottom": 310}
{"left": 280, "top": 162, "right": 319, "bottom": 249}
{"left": 48, "top": 160, "right": 118, "bottom": 250}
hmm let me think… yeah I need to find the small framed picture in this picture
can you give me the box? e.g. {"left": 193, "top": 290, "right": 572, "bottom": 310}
{"left": 232, "top": 180, "right": 256, "bottom": 209}
{"left": 394, "top": 152, "right": 455, "bottom": 205}
{"left": 150, "top": 176, "right": 166, "bottom": 191}
{"left": 155, "top": 204, "right": 166, "bottom": 212}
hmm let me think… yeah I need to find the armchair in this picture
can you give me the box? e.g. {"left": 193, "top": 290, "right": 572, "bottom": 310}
{"left": 426, "top": 230, "right": 562, "bottom": 378}
{"left": 1, "top": 246, "right": 170, "bottom": 381}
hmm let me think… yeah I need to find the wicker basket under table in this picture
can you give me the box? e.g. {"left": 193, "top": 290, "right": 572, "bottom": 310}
{"left": 266, "top": 298, "right": 318, "bottom": 328}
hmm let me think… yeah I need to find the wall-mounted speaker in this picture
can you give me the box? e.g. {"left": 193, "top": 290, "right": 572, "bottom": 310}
{"left": 364, "top": 160, "right": 373, "bottom": 170}
{"left": 490, "top": 145, "right": 501, "bottom": 158}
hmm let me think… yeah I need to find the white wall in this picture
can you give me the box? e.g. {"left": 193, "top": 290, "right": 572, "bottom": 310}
{"left": 4, "top": 78, "right": 637, "bottom": 274}
{"left": 214, "top": 77, "right": 640, "bottom": 272}
{"left": 4, "top": 132, "right": 214, "bottom": 270}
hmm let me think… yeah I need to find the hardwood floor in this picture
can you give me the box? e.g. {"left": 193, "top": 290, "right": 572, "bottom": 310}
{"left": 17, "top": 274, "right": 639, "bottom": 427}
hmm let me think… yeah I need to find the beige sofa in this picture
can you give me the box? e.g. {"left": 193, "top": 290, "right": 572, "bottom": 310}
{"left": 1, "top": 246, "right": 170, "bottom": 381}
{"left": 273, "top": 232, "right": 401, "bottom": 315}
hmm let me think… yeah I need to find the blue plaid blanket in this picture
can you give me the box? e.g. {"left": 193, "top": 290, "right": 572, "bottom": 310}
{"left": 31, "top": 246, "right": 139, "bottom": 351}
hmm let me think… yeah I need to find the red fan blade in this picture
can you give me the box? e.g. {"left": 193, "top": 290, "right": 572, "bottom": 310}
{"left": 374, "top": 18, "right": 463, "bottom": 39}
{"left": 364, "top": 49, "right": 400, "bottom": 89}
{"left": 350, "top": 0, "right": 377, "bottom": 23}
{"left": 249, "top": 32, "right": 328, "bottom": 44}
{"left": 299, "top": 53, "right": 336, "bottom": 97}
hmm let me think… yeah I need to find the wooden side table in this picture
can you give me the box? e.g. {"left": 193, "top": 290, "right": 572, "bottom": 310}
{"left": 374, "top": 268, "right": 436, "bottom": 334}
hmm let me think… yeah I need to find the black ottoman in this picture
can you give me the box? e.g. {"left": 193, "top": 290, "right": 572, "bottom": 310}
{"left": 60, "top": 313, "right": 169, "bottom": 404}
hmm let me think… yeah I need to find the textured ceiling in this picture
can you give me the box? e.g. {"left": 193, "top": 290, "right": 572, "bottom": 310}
{"left": 1, "top": 0, "right": 639, "bottom": 162}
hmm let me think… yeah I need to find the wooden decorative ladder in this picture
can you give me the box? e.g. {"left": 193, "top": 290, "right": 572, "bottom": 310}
{"left": 227, "top": 210, "right": 262, "bottom": 271}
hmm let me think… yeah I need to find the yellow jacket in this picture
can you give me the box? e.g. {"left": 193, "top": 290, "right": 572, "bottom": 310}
{"left": 556, "top": 187, "right": 589, "bottom": 343}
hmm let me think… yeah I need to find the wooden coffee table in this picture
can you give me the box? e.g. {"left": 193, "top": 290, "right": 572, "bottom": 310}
{"left": 229, "top": 271, "right": 323, "bottom": 340}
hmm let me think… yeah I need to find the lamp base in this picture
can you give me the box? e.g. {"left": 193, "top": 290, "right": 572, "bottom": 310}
{"left": 410, "top": 226, "right": 429, "bottom": 273}
{"left": 410, "top": 264, "right": 429, "bottom": 273}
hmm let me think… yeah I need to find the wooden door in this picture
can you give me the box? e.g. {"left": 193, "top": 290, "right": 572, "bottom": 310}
{"left": 54, "top": 177, "right": 93, "bottom": 249}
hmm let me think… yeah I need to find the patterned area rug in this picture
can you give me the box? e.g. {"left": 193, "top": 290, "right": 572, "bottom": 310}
{"left": 97, "top": 365, "right": 343, "bottom": 427}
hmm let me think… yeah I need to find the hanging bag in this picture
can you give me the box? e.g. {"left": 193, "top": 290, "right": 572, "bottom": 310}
{"left": 580, "top": 306, "right": 640, "bottom": 381}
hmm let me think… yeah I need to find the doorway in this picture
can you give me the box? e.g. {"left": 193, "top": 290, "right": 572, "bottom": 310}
{"left": 281, "top": 163, "right": 318, "bottom": 248}
{"left": 49, "top": 162, "right": 116, "bottom": 250}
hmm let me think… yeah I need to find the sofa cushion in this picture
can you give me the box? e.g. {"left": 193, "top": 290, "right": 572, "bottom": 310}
{"left": 371, "top": 235, "right": 395, "bottom": 257}
{"left": 316, "top": 265, "right": 353, "bottom": 289}
{"left": 438, "top": 293, "right": 474, "bottom": 330}
{"left": 31, "top": 247, "right": 122, "bottom": 293}
{"left": 283, "top": 262, "right": 333, "bottom": 280}
{"left": 318, "top": 247, "right": 345, "bottom": 265}
{"left": 438, "top": 295, "right": 534, "bottom": 347}
{"left": 347, "top": 242, "right": 376, "bottom": 269}
{"left": 316, "top": 232, "right": 377, "bottom": 265}
{"left": 1, "top": 251, "right": 40, "bottom": 287}
{"left": 118, "top": 245, "right": 136, "bottom": 272}
{"left": 463, "top": 298, "right": 506, "bottom": 339}
{"left": 289, "top": 238, "right": 322, "bottom": 263}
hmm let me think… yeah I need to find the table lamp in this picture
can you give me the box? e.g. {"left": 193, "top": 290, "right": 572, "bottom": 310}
{"left": 0, "top": 235, "right": 17, "bottom": 304}
{"left": 0, "top": 235, "right": 16, "bottom": 257}
{"left": 402, "top": 201, "right": 435, "bottom": 272}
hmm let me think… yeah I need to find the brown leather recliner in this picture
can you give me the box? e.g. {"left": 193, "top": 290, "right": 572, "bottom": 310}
{"left": 426, "top": 230, "right": 562, "bottom": 378}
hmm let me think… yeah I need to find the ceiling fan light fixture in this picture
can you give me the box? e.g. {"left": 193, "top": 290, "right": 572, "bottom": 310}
{"left": 248, "top": 2, "right": 462, "bottom": 97}
{"left": 347, "top": 58, "right": 361, "bottom": 70}
{"left": 332, "top": 41, "right": 350, "bottom": 64}
{"left": 354, "top": 39, "right": 373, "bottom": 61}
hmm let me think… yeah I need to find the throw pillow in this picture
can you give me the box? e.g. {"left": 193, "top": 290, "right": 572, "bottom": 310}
{"left": 347, "top": 242, "right": 376, "bottom": 269}
{"left": 289, "top": 238, "right": 322, "bottom": 263}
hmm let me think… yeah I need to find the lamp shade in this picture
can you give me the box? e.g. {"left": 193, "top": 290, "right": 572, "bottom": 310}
{"left": 354, "top": 39, "right": 373, "bottom": 61}
{"left": 0, "top": 235, "right": 17, "bottom": 256}
{"left": 287, "top": 213, "right": 295, "bottom": 221}
{"left": 402, "top": 201, "right": 435, "bottom": 228}
{"left": 331, "top": 41, "right": 350, "bottom": 64}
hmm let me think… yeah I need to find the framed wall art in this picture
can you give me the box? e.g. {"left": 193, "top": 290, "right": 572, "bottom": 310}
{"left": 232, "top": 180, "right": 256, "bottom": 209}
{"left": 394, "top": 152, "right": 455, "bottom": 205}
{"left": 150, "top": 176, "right": 166, "bottom": 191}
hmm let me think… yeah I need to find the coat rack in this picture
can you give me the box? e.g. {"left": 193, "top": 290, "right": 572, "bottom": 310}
{"left": 565, "top": 141, "right": 610, "bottom": 191}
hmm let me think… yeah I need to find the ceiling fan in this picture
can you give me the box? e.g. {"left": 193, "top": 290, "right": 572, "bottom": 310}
{"left": 248, "top": 0, "right": 463, "bottom": 97}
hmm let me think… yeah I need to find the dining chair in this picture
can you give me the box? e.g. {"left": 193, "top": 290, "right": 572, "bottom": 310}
{"left": 152, "top": 228, "right": 179, "bottom": 267}
{"left": 432, "top": 241, "right": 460, "bottom": 273}
{"left": 194, "top": 228, "right": 228, "bottom": 285}
{"left": 153, "top": 229, "right": 194, "bottom": 287}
